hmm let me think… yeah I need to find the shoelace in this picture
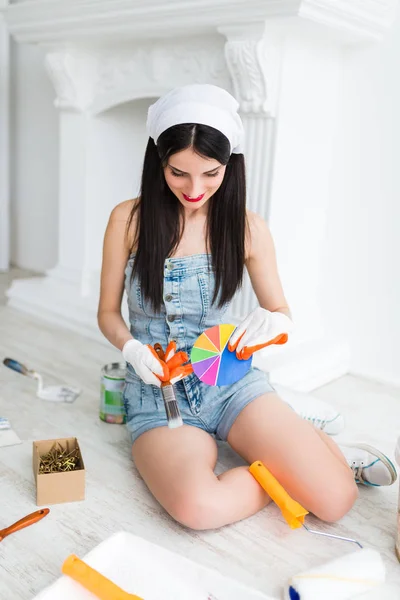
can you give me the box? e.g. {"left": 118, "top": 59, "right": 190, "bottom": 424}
{"left": 300, "top": 413, "right": 327, "bottom": 430}
{"left": 350, "top": 460, "right": 365, "bottom": 482}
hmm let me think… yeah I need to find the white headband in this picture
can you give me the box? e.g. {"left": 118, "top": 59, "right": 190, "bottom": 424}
{"left": 146, "top": 84, "right": 244, "bottom": 154}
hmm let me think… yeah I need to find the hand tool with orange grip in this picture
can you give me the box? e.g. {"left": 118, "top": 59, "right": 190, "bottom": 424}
{"left": 153, "top": 342, "right": 193, "bottom": 428}
{"left": 250, "top": 461, "right": 363, "bottom": 547}
{"left": 228, "top": 307, "right": 293, "bottom": 360}
{"left": 62, "top": 554, "right": 143, "bottom": 600}
{"left": 0, "top": 508, "right": 50, "bottom": 542}
{"left": 249, "top": 461, "right": 308, "bottom": 529}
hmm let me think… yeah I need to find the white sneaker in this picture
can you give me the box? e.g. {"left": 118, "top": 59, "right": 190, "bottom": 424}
{"left": 339, "top": 443, "right": 398, "bottom": 486}
{"left": 274, "top": 384, "right": 344, "bottom": 435}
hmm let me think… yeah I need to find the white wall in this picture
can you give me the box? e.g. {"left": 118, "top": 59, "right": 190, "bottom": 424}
{"left": 10, "top": 38, "right": 59, "bottom": 271}
{"left": 269, "top": 33, "right": 342, "bottom": 346}
{"left": 321, "top": 11, "right": 400, "bottom": 387}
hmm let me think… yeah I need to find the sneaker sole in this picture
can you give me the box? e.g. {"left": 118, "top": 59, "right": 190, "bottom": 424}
{"left": 342, "top": 442, "right": 398, "bottom": 485}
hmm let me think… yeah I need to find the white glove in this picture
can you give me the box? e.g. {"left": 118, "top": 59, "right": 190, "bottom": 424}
{"left": 122, "top": 339, "right": 167, "bottom": 387}
{"left": 228, "top": 307, "right": 294, "bottom": 360}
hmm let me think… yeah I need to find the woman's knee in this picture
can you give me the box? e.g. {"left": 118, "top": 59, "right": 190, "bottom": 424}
{"left": 311, "top": 475, "right": 358, "bottom": 523}
{"left": 166, "top": 488, "right": 218, "bottom": 531}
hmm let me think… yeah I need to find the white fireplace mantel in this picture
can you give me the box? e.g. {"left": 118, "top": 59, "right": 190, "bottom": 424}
{"left": 6, "top": 0, "right": 399, "bottom": 44}
{"left": 4, "top": 0, "right": 399, "bottom": 390}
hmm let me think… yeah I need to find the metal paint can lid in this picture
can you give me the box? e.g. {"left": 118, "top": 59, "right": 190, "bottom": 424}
{"left": 101, "top": 362, "right": 126, "bottom": 380}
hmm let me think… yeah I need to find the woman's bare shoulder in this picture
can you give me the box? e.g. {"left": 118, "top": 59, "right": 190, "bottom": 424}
{"left": 109, "top": 198, "right": 139, "bottom": 223}
{"left": 108, "top": 198, "right": 139, "bottom": 251}
{"left": 246, "top": 209, "right": 267, "bottom": 231}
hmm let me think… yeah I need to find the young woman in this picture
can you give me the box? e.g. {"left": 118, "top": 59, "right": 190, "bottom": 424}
{"left": 98, "top": 84, "right": 396, "bottom": 530}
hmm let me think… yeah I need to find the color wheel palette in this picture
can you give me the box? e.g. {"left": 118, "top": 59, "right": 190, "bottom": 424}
{"left": 190, "top": 324, "right": 252, "bottom": 386}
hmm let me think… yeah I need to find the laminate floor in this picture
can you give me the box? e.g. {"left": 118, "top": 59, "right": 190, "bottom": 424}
{"left": 1, "top": 271, "right": 399, "bottom": 599}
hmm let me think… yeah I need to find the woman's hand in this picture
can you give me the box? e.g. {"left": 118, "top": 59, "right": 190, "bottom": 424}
{"left": 122, "top": 339, "right": 169, "bottom": 386}
{"left": 156, "top": 341, "right": 193, "bottom": 384}
{"left": 228, "top": 307, "right": 293, "bottom": 360}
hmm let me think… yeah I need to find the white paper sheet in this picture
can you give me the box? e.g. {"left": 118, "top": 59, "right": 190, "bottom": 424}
{"left": 33, "top": 531, "right": 275, "bottom": 600}
{"left": 0, "top": 427, "right": 22, "bottom": 448}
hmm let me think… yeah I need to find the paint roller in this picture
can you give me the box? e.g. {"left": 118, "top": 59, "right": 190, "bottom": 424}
{"left": 249, "top": 461, "right": 386, "bottom": 599}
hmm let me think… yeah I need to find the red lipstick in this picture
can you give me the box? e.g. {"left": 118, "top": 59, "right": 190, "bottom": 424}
{"left": 182, "top": 193, "right": 205, "bottom": 203}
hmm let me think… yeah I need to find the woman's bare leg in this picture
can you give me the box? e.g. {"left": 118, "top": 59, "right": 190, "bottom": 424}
{"left": 227, "top": 393, "right": 358, "bottom": 523}
{"left": 132, "top": 393, "right": 358, "bottom": 530}
{"left": 132, "top": 425, "right": 269, "bottom": 530}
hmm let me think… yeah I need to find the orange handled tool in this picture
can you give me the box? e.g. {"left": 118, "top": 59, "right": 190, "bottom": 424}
{"left": 153, "top": 342, "right": 193, "bottom": 384}
{"left": 62, "top": 554, "right": 143, "bottom": 600}
{"left": 146, "top": 345, "right": 169, "bottom": 381}
{"left": 153, "top": 342, "right": 193, "bottom": 428}
{"left": 250, "top": 461, "right": 364, "bottom": 547}
{"left": 0, "top": 508, "right": 50, "bottom": 542}
{"left": 249, "top": 461, "right": 308, "bottom": 529}
{"left": 229, "top": 333, "right": 288, "bottom": 361}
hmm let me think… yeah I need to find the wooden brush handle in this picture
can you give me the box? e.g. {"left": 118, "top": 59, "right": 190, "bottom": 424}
{"left": 153, "top": 343, "right": 165, "bottom": 361}
{"left": 62, "top": 554, "right": 143, "bottom": 600}
{"left": 0, "top": 508, "right": 50, "bottom": 541}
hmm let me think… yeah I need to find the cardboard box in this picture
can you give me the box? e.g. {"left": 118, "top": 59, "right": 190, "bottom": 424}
{"left": 33, "top": 437, "right": 85, "bottom": 505}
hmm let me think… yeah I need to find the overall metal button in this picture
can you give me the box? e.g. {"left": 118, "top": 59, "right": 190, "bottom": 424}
{"left": 167, "top": 314, "right": 176, "bottom": 322}
{"left": 166, "top": 262, "right": 174, "bottom": 271}
{"left": 164, "top": 294, "right": 173, "bottom": 302}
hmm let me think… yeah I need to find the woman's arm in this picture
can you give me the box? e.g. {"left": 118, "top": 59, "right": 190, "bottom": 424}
{"left": 245, "top": 211, "right": 291, "bottom": 319}
{"left": 97, "top": 200, "right": 135, "bottom": 351}
{"left": 228, "top": 212, "right": 292, "bottom": 359}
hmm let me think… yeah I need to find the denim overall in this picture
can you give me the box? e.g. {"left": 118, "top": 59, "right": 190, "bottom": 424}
{"left": 123, "top": 253, "right": 273, "bottom": 443}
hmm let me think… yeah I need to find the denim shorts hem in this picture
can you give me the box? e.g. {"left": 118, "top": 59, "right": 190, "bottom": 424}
{"left": 216, "top": 380, "right": 275, "bottom": 441}
{"left": 129, "top": 421, "right": 169, "bottom": 444}
{"left": 125, "top": 368, "right": 275, "bottom": 444}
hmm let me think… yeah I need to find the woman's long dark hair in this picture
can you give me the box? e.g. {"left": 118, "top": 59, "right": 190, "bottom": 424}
{"left": 127, "top": 123, "right": 247, "bottom": 312}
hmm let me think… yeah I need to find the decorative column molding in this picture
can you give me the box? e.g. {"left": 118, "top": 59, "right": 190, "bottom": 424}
{"left": 219, "top": 22, "right": 281, "bottom": 116}
{"left": 0, "top": 0, "right": 10, "bottom": 271}
{"left": 221, "top": 22, "right": 282, "bottom": 217}
{"left": 219, "top": 23, "right": 282, "bottom": 320}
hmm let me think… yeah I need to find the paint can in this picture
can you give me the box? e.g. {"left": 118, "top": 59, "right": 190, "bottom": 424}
{"left": 396, "top": 436, "right": 400, "bottom": 561}
{"left": 100, "top": 363, "right": 126, "bottom": 424}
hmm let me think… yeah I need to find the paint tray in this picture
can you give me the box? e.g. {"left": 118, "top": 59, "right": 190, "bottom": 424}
{"left": 33, "top": 531, "right": 275, "bottom": 600}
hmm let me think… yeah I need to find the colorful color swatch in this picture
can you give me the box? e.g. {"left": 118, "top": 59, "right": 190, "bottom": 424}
{"left": 191, "top": 324, "right": 252, "bottom": 386}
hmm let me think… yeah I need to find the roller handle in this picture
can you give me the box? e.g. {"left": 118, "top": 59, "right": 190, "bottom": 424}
{"left": 62, "top": 554, "right": 143, "bottom": 600}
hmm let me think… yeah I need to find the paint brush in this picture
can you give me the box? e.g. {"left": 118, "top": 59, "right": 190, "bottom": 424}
{"left": 160, "top": 383, "right": 183, "bottom": 428}
{"left": 153, "top": 343, "right": 184, "bottom": 428}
